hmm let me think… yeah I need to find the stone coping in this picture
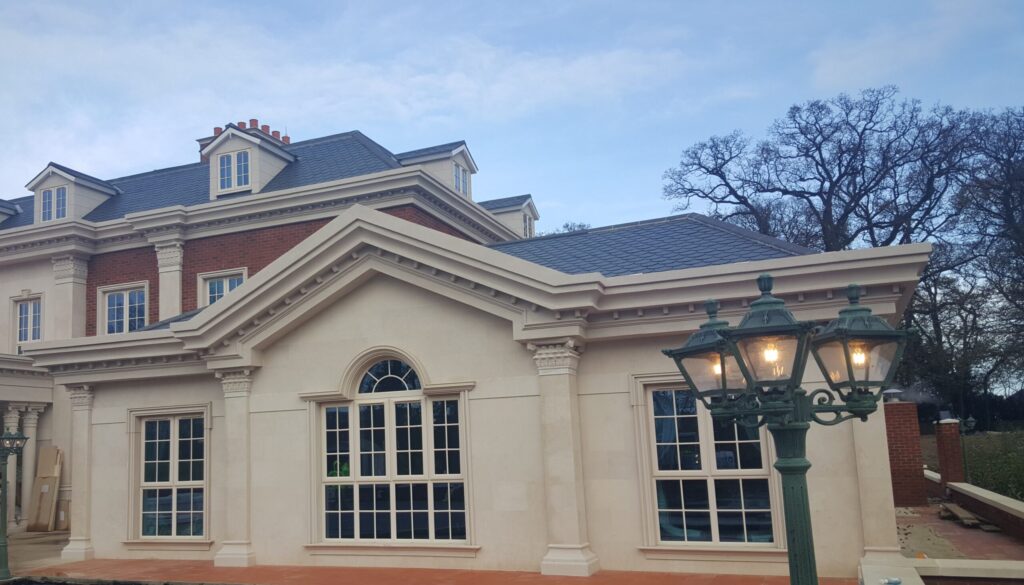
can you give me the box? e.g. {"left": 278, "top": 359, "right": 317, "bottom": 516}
{"left": 923, "top": 469, "right": 941, "bottom": 483}
{"left": 947, "top": 481, "right": 1024, "bottom": 520}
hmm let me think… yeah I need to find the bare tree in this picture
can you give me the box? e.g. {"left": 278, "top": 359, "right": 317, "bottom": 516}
{"left": 664, "top": 86, "right": 978, "bottom": 252}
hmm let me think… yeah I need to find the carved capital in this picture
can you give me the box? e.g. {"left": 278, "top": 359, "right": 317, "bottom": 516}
{"left": 67, "top": 385, "right": 95, "bottom": 410}
{"left": 21, "top": 404, "right": 45, "bottom": 429}
{"left": 155, "top": 241, "right": 185, "bottom": 271}
{"left": 528, "top": 339, "right": 583, "bottom": 376}
{"left": 52, "top": 254, "right": 89, "bottom": 284}
{"left": 3, "top": 405, "right": 23, "bottom": 432}
{"left": 216, "top": 369, "right": 253, "bottom": 398}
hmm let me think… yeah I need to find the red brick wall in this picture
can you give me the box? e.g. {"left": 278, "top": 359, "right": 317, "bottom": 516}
{"left": 885, "top": 401, "right": 928, "bottom": 506}
{"left": 936, "top": 420, "right": 965, "bottom": 485}
{"left": 380, "top": 205, "right": 474, "bottom": 241}
{"left": 86, "top": 248, "right": 160, "bottom": 336}
{"left": 181, "top": 219, "right": 332, "bottom": 312}
{"left": 950, "top": 488, "right": 1024, "bottom": 541}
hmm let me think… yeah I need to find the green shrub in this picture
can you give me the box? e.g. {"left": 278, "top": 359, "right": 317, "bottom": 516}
{"left": 964, "top": 431, "right": 1024, "bottom": 500}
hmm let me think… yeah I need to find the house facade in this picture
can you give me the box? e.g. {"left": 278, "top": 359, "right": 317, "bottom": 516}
{"left": 2, "top": 120, "right": 929, "bottom": 578}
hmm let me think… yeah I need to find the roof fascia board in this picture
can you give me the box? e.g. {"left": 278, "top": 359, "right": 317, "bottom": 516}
{"left": 398, "top": 145, "right": 478, "bottom": 173}
{"left": 25, "top": 165, "right": 120, "bottom": 195}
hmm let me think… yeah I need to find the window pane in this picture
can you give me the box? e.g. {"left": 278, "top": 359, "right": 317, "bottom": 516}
{"left": 395, "top": 403, "right": 423, "bottom": 476}
{"left": 685, "top": 511, "right": 712, "bottom": 541}
{"left": 359, "top": 359, "right": 421, "bottom": 393}
{"left": 41, "top": 190, "right": 53, "bottom": 221}
{"left": 433, "top": 400, "right": 460, "bottom": 475}
{"left": 325, "top": 406, "right": 350, "bottom": 478}
{"left": 358, "top": 404, "right": 386, "bottom": 476}
{"left": 107, "top": 292, "right": 125, "bottom": 334}
{"left": 357, "top": 484, "right": 391, "bottom": 539}
{"left": 219, "top": 154, "right": 232, "bottom": 189}
{"left": 55, "top": 186, "right": 67, "bottom": 219}
{"left": 236, "top": 151, "right": 250, "bottom": 187}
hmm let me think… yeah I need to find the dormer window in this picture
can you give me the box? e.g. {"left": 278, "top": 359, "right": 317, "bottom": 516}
{"left": 41, "top": 186, "right": 68, "bottom": 221}
{"left": 218, "top": 151, "right": 251, "bottom": 192}
{"left": 453, "top": 163, "right": 470, "bottom": 196}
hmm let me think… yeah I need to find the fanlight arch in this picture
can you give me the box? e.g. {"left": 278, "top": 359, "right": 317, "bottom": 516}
{"left": 358, "top": 359, "right": 422, "bottom": 393}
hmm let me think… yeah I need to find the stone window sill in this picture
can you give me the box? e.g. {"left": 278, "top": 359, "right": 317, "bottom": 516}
{"left": 638, "top": 545, "right": 788, "bottom": 562}
{"left": 123, "top": 539, "right": 214, "bottom": 551}
{"left": 305, "top": 542, "right": 480, "bottom": 557}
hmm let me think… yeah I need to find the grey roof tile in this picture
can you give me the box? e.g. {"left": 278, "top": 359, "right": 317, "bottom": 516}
{"left": 489, "top": 213, "right": 815, "bottom": 277}
{"left": 47, "top": 162, "right": 119, "bottom": 192}
{"left": 395, "top": 141, "right": 466, "bottom": 161}
{"left": 478, "top": 194, "right": 532, "bottom": 211}
{"left": 1, "top": 130, "right": 407, "bottom": 229}
{"left": 0, "top": 195, "right": 34, "bottom": 230}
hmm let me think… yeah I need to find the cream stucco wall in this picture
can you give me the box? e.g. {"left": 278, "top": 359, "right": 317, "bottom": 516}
{"left": 73, "top": 271, "right": 900, "bottom": 577}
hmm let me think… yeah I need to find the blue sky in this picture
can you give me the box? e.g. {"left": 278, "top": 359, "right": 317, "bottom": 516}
{"left": 1, "top": 0, "right": 1021, "bottom": 230}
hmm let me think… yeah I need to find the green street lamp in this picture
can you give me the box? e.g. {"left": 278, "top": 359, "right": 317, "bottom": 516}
{"left": 663, "top": 275, "right": 909, "bottom": 585}
{"left": 0, "top": 430, "right": 28, "bottom": 581}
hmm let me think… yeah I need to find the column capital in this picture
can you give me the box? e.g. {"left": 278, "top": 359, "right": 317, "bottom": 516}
{"left": 21, "top": 403, "right": 46, "bottom": 429}
{"left": 527, "top": 339, "right": 583, "bottom": 376}
{"left": 67, "top": 385, "right": 95, "bottom": 410}
{"left": 216, "top": 368, "right": 254, "bottom": 398}
{"left": 51, "top": 254, "right": 89, "bottom": 284}
{"left": 3, "top": 405, "right": 23, "bottom": 431}
{"left": 155, "top": 240, "right": 185, "bottom": 271}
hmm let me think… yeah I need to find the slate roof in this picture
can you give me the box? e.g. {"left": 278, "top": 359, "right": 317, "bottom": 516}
{"left": 0, "top": 199, "right": 20, "bottom": 214}
{"left": 139, "top": 307, "right": 205, "bottom": 331}
{"left": 0, "top": 130, "right": 410, "bottom": 229}
{"left": 489, "top": 214, "right": 815, "bottom": 277}
{"left": 477, "top": 194, "right": 533, "bottom": 211}
{"left": 394, "top": 141, "right": 466, "bottom": 161}
{"left": 45, "top": 162, "right": 119, "bottom": 192}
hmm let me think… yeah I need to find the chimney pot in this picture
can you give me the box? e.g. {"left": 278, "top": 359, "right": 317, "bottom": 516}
{"left": 238, "top": 121, "right": 247, "bottom": 129}
{"left": 283, "top": 135, "right": 291, "bottom": 144}
{"left": 213, "top": 127, "right": 223, "bottom": 136}
{"left": 250, "top": 118, "right": 259, "bottom": 129}
{"left": 261, "top": 124, "right": 270, "bottom": 134}
{"left": 272, "top": 130, "right": 281, "bottom": 139}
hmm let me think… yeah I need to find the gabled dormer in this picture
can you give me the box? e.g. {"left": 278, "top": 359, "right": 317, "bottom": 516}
{"left": 477, "top": 194, "right": 540, "bottom": 238}
{"left": 25, "top": 162, "right": 120, "bottom": 224}
{"left": 198, "top": 119, "right": 296, "bottom": 200}
{"left": 395, "top": 141, "right": 478, "bottom": 200}
{"left": 0, "top": 199, "right": 20, "bottom": 224}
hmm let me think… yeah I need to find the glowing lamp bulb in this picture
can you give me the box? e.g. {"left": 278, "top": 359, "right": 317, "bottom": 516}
{"left": 852, "top": 349, "right": 867, "bottom": 366}
{"left": 712, "top": 361, "right": 722, "bottom": 376}
{"left": 762, "top": 346, "right": 779, "bottom": 364}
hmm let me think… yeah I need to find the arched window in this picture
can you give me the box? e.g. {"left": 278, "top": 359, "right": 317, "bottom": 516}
{"left": 359, "top": 359, "right": 421, "bottom": 393}
{"left": 320, "top": 356, "right": 466, "bottom": 544}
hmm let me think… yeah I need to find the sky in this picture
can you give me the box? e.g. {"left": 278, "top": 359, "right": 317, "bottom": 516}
{"left": 1, "top": 0, "right": 1022, "bottom": 231}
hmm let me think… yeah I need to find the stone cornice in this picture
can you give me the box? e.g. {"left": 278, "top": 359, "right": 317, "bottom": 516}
{"left": 67, "top": 385, "right": 94, "bottom": 410}
{"left": 528, "top": 339, "right": 583, "bottom": 376}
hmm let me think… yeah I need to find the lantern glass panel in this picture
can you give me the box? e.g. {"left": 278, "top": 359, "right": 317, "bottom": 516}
{"left": 849, "top": 338, "right": 899, "bottom": 384}
{"left": 815, "top": 340, "right": 849, "bottom": 386}
{"left": 680, "top": 352, "right": 745, "bottom": 392}
{"left": 736, "top": 335, "right": 799, "bottom": 384}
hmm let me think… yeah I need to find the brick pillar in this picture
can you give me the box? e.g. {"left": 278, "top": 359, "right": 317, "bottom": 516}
{"left": 935, "top": 419, "right": 965, "bottom": 485}
{"left": 884, "top": 401, "right": 927, "bottom": 506}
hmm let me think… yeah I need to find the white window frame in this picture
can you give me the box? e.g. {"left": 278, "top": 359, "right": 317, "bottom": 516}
{"left": 452, "top": 162, "right": 470, "bottom": 196}
{"left": 11, "top": 293, "right": 43, "bottom": 352}
{"left": 217, "top": 149, "right": 252, "bottom": 194}
{"left": 98, "top": 281, "right": 149, "bottom": 335}
{"left": 126, "top": 404, "right": 212, "bottom": 544}
{"left": 39, "top": 185, "right": 69, "bottom": 222}
{"left": 318, "top": 389, "right": 468, "bottom": 543}
{"left": 301, "top": 353, "right": 477, "bottom": 552}
{"left": 630, "top": 373, "right": 785, "bottom": 553}
{"left": 197, "top": 268, "right": 248, "bottom": 307}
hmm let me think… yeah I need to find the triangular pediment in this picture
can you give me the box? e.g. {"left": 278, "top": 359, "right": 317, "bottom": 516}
{"left": 170, "top": 205, "right": 603, "bottom": 368}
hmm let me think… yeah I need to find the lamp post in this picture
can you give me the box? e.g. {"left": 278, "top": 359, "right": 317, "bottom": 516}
{"left": 663, "top": 274, "right": 909, "bottom": 585}
{"left": 0, "top": 430, "right": 28, "bottom": 581}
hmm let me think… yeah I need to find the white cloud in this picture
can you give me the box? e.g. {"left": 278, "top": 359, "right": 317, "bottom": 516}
{"left": 0, "top": 2, "right": 694, "bottom": 196}
{"left": 809, "top": 0, "right": 1001, "bottom": 90}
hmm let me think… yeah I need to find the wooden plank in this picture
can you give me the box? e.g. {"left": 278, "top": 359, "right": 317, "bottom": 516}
{"left": 944, "top": 502, "right": 980, "bottom": 528}
{"left": 26, "top": 477, "right": 57, "bottom": 532}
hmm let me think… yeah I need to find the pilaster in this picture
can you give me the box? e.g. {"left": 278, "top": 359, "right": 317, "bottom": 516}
{"left": 51, "top": 255, "right": 89, "bottom": 339}
{"left": 3, "top": 405, "right": 22, "bottom": 531}
{"left": 61, "top": 385, "right": 94, "bottom": 561}
{"left": 20, "top": 404, "right": 45, "bottom": 531}
{"left": 213, "top": 369, "right": 255, "bottom": 567}
{"left": 528, "top": 339, "right": 599, "bottom": 576}
{"left": 155, "top": 241, "right": 184, "bottom": 320}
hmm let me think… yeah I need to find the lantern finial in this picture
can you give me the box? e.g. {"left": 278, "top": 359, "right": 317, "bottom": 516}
{"left": 847, "top": 284, "right": 861, "bottom": 305}
{"left": 757, "top": 273, "right": 773, "bottom": 296}
{"left": 704, "top": 299, "right": 718, "bottom": 319}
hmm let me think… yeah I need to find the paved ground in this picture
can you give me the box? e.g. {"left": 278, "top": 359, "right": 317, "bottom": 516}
{"left": 27, "top": 560, "right": 858, "bottom": 585}
{"left": 897, "top": 505, "right": 1024, "bottom": 560}
{"left": 8, "top": 531, "right": 68, "bottom": 572}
